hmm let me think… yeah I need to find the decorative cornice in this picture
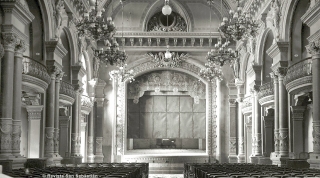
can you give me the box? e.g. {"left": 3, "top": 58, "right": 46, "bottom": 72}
{"left": 0, "top": 0, "right": 35, "bottom": 24}
{"left": 259, "top": 95, "right": 274, "bottom": 107}
{"left": 2, "top": 25, "right": 29, "bottom": 44}
{"left": 45, "top": 40, "right": 68, "bottom": 59}
{"left": 301, "top": 1, "right": 320, "bottom": 27}
{"left": 25, "top": 105, "right": 43, "bottom": 121}
{"left": 59, "top": 94, "right": 75, "bottom": 106}
{"left": 114, "top": 32, "right": 220, "bottom": 38}
{"left": 307, "top": 29, "right": 320, "bottom": 43}
{"left": 290, "top": 106, "right": 306, "bottom": 120}
{"left": 286, "top": 76, "right": 312, "bottom": 95}
{"left": 22, "top": 75, "right": 49, "bottom": 94}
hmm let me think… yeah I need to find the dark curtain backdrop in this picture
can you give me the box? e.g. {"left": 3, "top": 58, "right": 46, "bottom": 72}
{"left": 127, "top": 95, "right": 206, "bottom": 139}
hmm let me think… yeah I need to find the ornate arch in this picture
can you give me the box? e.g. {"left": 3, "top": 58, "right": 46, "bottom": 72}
{"left": 82, "top": 51, "right": 93, "bottom": 80}
{"left": 62, "top": 27, "right": 78, "bottom": 64}
{"left": 279, "top": 0, "right": 300, "bottom": 41}
{"left": 256, "top": 28, "right": 273, "bottom": 65}
{"left": 112, "top": 57, "right": 218, "bottom": 161}
{"left": 37, "top": 0, "right": 53, "bottom": 40}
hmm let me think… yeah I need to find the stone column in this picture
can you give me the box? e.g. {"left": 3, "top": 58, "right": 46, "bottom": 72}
{"left": 53, "top": 71, "right": 64, "bottom": 165}
{"left": 80, "top": 113, "right": 88, "bottom": 163}
{"left": 59, "top": 115, "right": 70, "bottom": 158}
{"left": 26, "top": 106, "right": 43, "bottom": 158}
{"left": 277, "top": 68, "right": 289, "bottom": 166}
{"left": 45, "top": 65, "right": 57, "bottom": 165}
{"left": 236, "top": 80, "right": 245, "bottom": 163}
{"left": 251, "top": 86, "right": 262, "bottom": 163}
{"left": 71, "top": 87, "right": 82, "bottom": 160}
{"left": 95, "top": 98, "right": 104, "bottom": 163}
{"left": 290, "top": 106, "right": 305, "bottom": 156}
{"left": 12, "top": 39, "right": 25, "bottom": 160}
{"left": 270, "top": 73, "right": 279, "bottom": 156}
{"left": 87, "top": 110, "right": 95, "bottom": 163}
{"left": 228, "top": 99, "right": 237, "bottom": 163}
{"left": 306, "top": 38, "right": 320, "bottom": 168}
{"left": 245, "top": 116, "right": 253, "bottom": 163}
{"left": 0, "top": 32, "right": 16, "bottom": 159}
{"left": 259, "top": 108, "right": 274, "bottom": 165}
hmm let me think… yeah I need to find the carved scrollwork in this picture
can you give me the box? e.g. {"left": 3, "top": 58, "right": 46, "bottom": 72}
{"left": 60, "top": 81, "right": 76, "bottom": 99}
{"left": 306, "top": 38, "right": 320, "bottom": 56}
{"left": 147, "top": 52, "right": 189, "bottom": 68}
{"left": 2, "top": 32, "right": 17, "bottom": 50}
{"left": 15, "top": 39, "right": 26, "bottom": 55}
{"left": 22, "top": 57, "right": 51, "bottom": 84}
{"left": 12, "top": 121, "right": 21, "bottom": 151}
{"left": 258, "top": 81, "right": 274, "bottom": 99}
{"left": 312, "top": 123, "right": 320, "bottom": 150}
{"left": 279, "top": 130, "right": 288, "bottom": 152}
{"left": 45, "top": 127, "right": 54, "bottom": 157}
{"left": 283, "top": 58, "right": 312, "bottom": 86}
{"left": 0, "top": 119, "right": 12, "bottom": 151}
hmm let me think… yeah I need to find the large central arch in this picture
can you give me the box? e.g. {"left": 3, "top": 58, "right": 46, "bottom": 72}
{"left": 111, "top": 57, "right": 219, "bottom": 162}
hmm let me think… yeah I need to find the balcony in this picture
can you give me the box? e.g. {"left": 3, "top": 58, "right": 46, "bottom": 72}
{"left": 22, "top": 56, "right": 51, "bottom": 93}
{"left": 258, "top": 82, "right": 274, "bottom": 107}
{"left": 59, "top": 81, "right": 76, "bottom": 106}
{"left": 283, "top": 58, "right": 312, "bottom": 94}
{"left": 81, "top": 95, "right": 93, "bottom": 115}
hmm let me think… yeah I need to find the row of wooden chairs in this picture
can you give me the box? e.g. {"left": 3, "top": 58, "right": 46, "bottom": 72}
{"left": 184, "top": 163, "right": 320, "bottom": 178}
{"left": 5, "top": 163, "right": 149, "bottom": 178}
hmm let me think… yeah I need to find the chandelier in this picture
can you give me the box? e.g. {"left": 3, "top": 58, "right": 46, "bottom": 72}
{"left": 109, "top": 63, "right": 135, "bottom": 83}
{"left": 219, "top": 0, "right": 259, "bottom": 41}
{"left": 76, "top": 0, "right": 116, "bottom": 40}
{"left": 94, "top": 38, "right": 127, "bottom": 66}
{"left": 162, "top": 0, "right": 172, "bottom": 15}
{"left": 206, "top": 37, "right": 238, "bottom": 66}
{"left": 199, "top": 62, "right": 223, "bottom": 83}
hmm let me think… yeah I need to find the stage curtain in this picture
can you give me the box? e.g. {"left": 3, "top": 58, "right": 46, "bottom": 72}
{"left": 153, "top": 112, "right": 167, "bottom": 138}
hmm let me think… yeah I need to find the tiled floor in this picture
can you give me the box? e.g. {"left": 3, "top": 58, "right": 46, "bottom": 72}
{"left": 149, "top": 174, "right": 184, "bottom": 178}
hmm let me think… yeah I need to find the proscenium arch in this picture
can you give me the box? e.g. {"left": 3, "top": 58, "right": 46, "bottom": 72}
{"left": 113, "top": 58, "right": 218, "bottom": 158}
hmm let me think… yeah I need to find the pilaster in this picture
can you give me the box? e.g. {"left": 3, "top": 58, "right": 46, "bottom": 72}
{"left": 291, "top": 106, "right": 306, "bottom": 156}
{"left": 26, "top": 105, "right": 43, "bottom": 158}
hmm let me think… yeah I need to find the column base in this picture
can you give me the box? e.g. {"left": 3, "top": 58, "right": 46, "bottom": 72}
{"left": 52, "top": 154, "right": 63, "bottom": 166}
{"left": 258, "top": 156, "right": 272, "bottom": 165}
{"left": 270, "top": 152, "right": 289, "bottom": 167}
{"left": 228, "top": 154, "right": 238, "bottom": 163}
{"left": 11, "top": 157, "right": 26, "bottom": 169}
{"left": 307, "top": 153, "right": 320, "bottom": 169}
{"left": 87, "top": 154, "right": 95, "bottom": 163}
{"left": 237, "top": 154, "right": 246, "bottom": 163}
{"left": 94, "top": 154, "right": 104, "bottom": 163}
{"left": 250, "top": 156, "right": 262, "bottom": 164}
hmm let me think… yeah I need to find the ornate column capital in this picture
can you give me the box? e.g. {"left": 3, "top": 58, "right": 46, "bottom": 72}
{"left": 14, "top": 38, "right": 26, "bottom": 56}
{"left": 26, "top": 105, "right": 43, "bottom": 121}
{"left": 2, "top": 32, "right": 17, "bottom": 51}
{"left": 263, "top": 116, "right": 274, "bottom": 128}
{"left": 96, "top": 98, "right": 105, "bottom": 107}
{"left": 306, "top": 38, "right": 320, "bottom": 58}
{"left": 55, "top": 71, "right": 64, "bottom": 82}
{"left": 229, "top": 98, "right": 237, "bottom": 107}
{"left": 46, "top": 60, "right": 63, "bottom": 79}
{"left": 290, "top": 106, "right": 306, "bottom": 121}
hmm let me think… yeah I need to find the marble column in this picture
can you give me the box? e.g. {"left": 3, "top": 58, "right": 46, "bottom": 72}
{"left": 0, "top": 33, "right": 16, "bottom": 158}
{"left": 236, "top": 80, "right": 245, "bottom": 163}
{"left": 228, "top": 99, "right": 238, "bottom": 163}
{"left": 278, "top": 69, "right": 289, "bottom": 158}
{"left": 306, "top": 38, "right": 320, "bottom": 168}
{"left": 53, "top": 72, "right": 64, "bottom": 164}
{"left": 71, "top": 87, "right": 82, "bottom": 159}
{"left": 26, "top": 106, "right": 43, "bottom": 158}
{"left": 80, "top": 113, "right": 88, "bottom": 163}
{"left": 95, "top": 98, "right": 104, "bottom": 163}
{"left": 270, "top": 73, "right": 280, "bottom": 155}
{"left": 87, "top": 110, "right": 95, "bottom": 163}
{"left": 290, "top": 106, "right": 305, "bottom": 156}
{"left": 259, "top": 108, "right": 274, "bottom": 165}
{"left": 45, "top": 65, "right": 57, "bottom": 165}
{"left": 245, "top": 116, "right": 253, "bottom": 163}
{"left": 253, "top": 86, "right": 262, "bottom": 156}
{"left": 59, "top": 115, "right": 70, "bottom": 158}
{"left": 12, "top": 39, "right": 25, "bottom": 160}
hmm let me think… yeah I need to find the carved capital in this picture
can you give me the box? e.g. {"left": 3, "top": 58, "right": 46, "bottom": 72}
{"left": 55, "top": 71, "right": 64, "bottom": 82}
{"left": 46, "top": 60, "right": 63, "bottom": 78}
{"left": 15, "top": 39, "right": 26, "bottom": 55}
{"left": 276, "top": 67, "right": 287, "bottom": 77}
{"left": 306, "top": 38, "right": 320, "bottom": 56}
{"left": 96, "top": 98, "right": 105, "bottom": 107}
{"left": 290, "top": 106, "right": 306, "bottom": 120}
{"left": 229, "top": 98, "right": 237, "bottom": 105}
{"left": 2, "top": 32, "right": 17, "bottom": 50}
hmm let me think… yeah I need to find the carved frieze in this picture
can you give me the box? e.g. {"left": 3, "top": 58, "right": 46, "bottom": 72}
{"left": 283, "top": 58, "right": 312, "bottom": 87}
{"left": 147, "top": 52, "right": 189, "bottom": 68}
{"left": 306, "top": 38, "right": 320, "bottom": 56}
{"left": 127, "top": 71, "right": 206, "bottom": 103}
{"left": 60, "top": 81, "right": 76, "bottom": 99}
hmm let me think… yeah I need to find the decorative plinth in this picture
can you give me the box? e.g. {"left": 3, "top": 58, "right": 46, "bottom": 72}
{"left": 237, "top": 154, "right": 246, "bottom": 163}
{"left": 307, "top": 153, "right": 320, "bottom": 169}
{"left": 258, "top": 157, "right": 272, "bottom": 165}
{"left": 228, "top": 155, "right": 238, "bottom": 163}
{"left": 250, "top": 156, "right": 261, "bottom": 164}
{"left": 11, "top": 157, "right": 26, "bottom": 169}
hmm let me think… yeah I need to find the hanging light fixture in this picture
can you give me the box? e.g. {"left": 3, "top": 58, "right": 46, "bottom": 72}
{"left": 199, "top": 62, "right": 223, "bottom": 82}
{"left": 109, "top": 0, "right": 134, "bottom": 83}
{"left": 164, "top": 45, "right": 172, "bottom": 59}
{"left": 218, "top": 0, "right": 259, "bottom": 41}
{"left": 76, "top": 0, "right": 116, "bottom": 40}
{"left": 95, "top": 38, "right": 128, "bottom": 66}
{"left": 162, "top": 0, "right": 172, "bottom": 15}
{"left": 206, "top": 37, "right": 238, "bottom": 66}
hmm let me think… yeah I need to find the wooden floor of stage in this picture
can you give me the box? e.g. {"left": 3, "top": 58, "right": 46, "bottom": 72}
{"left": 149, "top": 174, "right": 183, "bottom": 178}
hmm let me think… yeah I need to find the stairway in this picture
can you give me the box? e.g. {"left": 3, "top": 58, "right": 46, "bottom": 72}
{"left": 149, "top": 163, "right": 184, "bottom": 174}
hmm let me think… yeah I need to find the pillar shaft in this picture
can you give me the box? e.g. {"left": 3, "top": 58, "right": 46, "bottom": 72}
{"left": 95, "top": 98, "right": 104, "bottom": 163}
{"left": 54, "top": 73, "right": 63, "bottom": 157}
{"left": 228, "top": 99, "right": 237, "bottom": 163}
{"left": 87, "top": 110, "right": 95, "bottom": 163}
{"left": 271, "top": 74, "right": 280, "bottom": 154}
{"left": 278, "top": 72, "right": 289, "bottom": 157}
{"left": 26, "top": 106, "right": 43, "bottom": 158}
{"left": 312, "top": 57, "right": 320, "bottom": 154}
{"left": 253, "top": 89, "right": 262, "bottom": 156}
{"left": 71, "top": 89, "right": 81, "bottom": 157}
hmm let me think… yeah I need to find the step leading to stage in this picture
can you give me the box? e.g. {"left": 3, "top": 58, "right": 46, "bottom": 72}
{"left": 149, "top": 163, "right": 184, "bottom": 174}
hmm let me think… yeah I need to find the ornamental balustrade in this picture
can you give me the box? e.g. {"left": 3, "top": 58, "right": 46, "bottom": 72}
{"left": 258, "top": 82, "right": 274, "bottom": 99}
{"left": 22, "top": 56, "right": 51, "bottom": 84}
{"left": 283, "top": 57, "right": 312, "bottom": 94}
{"left": 60, "top": 81, "right": 76, "bottom": 99}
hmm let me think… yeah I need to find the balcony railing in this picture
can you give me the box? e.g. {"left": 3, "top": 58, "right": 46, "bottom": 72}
{"left": 283, "top": 57, "right": 312, "bottom": 86}
{"left": 60, "top": 81, "right": 76, "bottom": 99}
{"left": 22, "top": 56, "right": 51, "bottom": 84}
{"left": 258, "top": 82, "right": 274, "bottom": 99}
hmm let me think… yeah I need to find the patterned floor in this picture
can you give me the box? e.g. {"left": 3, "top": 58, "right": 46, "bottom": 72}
{"left": 149, "top": 174, "right": 184, "bottom": 178}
